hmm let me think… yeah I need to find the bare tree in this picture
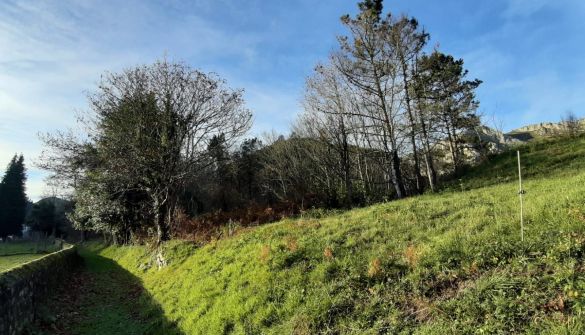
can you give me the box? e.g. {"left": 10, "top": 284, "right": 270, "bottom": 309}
{"left": 336, "top": 5, "right": 407, "bottom": 198}
{"left": 391, "top": 16, "right": 429, "bottom": 194}
{"left": 302, "top": 63, "right": 355, "bottom": 207}
{"left": 561, "top": 111, "right": 582, "bottom": 138}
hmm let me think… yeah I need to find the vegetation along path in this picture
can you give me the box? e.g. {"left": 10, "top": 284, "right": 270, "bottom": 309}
{"left": 31, "top": 247, "right": 180, "bottom": 335}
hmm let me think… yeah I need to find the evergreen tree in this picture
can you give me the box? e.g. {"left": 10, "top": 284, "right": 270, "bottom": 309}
{"left": 236, "top": 138, "right": 262, "bottom": 201}
{"left": 0, "top": 155, "right": 28, "bottom": 239}
{"left": 207, "top": 134, "right": 236, "bottom": 211}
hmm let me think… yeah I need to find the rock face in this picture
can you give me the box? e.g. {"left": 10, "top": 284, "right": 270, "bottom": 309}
{"left": 441, "top": 119, "right": 583, "bottom": 168}
{"left": 512, "top": 122, "right": 567, "bottom": 136}
{"left": 506, "top": 119, "right": 585, "bottom": 141}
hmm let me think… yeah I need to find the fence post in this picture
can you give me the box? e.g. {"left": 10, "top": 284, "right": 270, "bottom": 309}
{"left": 517, "top": 150, "right": 525, "bottom": 242}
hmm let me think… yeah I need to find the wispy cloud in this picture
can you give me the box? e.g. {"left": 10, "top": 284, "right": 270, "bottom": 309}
{"left": 0, "top": 0, "right": 272, "bottom": 201}
{"left": 503, "top": 0, "right": 551, "bottom": 18}
{"left": 499, "top": 71, "right": 585, "bottom": 124}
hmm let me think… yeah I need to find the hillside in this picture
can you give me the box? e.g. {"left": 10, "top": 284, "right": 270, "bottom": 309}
{"left": 43, "top": 136, "right": 585, "bottom": 334}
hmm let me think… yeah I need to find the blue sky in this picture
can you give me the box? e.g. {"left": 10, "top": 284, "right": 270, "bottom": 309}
{"left": 0, "top": 0, "right": 584, "bottom": 201}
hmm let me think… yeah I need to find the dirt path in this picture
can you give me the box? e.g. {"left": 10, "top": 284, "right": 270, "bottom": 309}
{"left": 31, "top": 248, "right": 178, "bottom": 335}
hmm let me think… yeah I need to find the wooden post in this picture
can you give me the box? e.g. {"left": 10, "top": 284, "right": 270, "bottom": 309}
{"left": 517, "top": 150, "right": 524, "bottom": 242}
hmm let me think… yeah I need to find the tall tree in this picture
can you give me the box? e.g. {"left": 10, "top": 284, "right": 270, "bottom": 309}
{"left": 27, "top": 200, "right": 57, "bottom": 236}
{"left": 236, "top": 138, "right": 263, "bottom": 201}
{"left": 337, "top": 3, "right": 407, "bottom": 198}
{"left": 207, "top": 134, "right": 237, "bottom": 211}
{"left": 0, "top": 155, "right": 28, "bottom": 239}
{"left": 390, "top": 16, "right": 429, "bottom": 194}
{"left": 415, "top": 51, "right": 482, "bottom": 173}
{"left": 303, "top": 63, "right": 355, "bottom": 207}
{"left": 41, "top": 59, "right": 252, "bottom": 244}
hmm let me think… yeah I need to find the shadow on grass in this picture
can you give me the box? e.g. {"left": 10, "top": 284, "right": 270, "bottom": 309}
{"left": 31, "top": 247, "right": 184, "bottom": 335}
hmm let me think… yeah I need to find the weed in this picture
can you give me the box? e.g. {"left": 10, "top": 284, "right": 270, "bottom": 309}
{"left": 285, "top": 236, "right": 298, "bottom": 252}
{"left": 404, "top": 244, "right": 420, "bottom": 267}
{"left": 259, "top": 244, "right": 271, "bottom": 263}
{"left": 323, "top": 246, "right": 333, "bottom": 260}
{"left": 368, "top": 258, "right": 382, "bottom": 278}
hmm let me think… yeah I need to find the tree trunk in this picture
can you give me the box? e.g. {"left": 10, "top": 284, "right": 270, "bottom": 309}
{"left": 401, "top": 62, "right": 423, "bottom": 194}
{"left": 342, "top": 134, "right": 353, "bottom": 208}
{"left": 390, "top": 149, "right": 406, "bottom": 199}
{"left": 371, "top": 59, "right": 406, "bottom": 199}
{"left": 444, "top": 117, "right": 459, "bottom": 174}
{"left": 154, "top": 197, "right": 169, "bottom": 244}
{"left": 416, "top": 105, "right": 437, "bottom": 192}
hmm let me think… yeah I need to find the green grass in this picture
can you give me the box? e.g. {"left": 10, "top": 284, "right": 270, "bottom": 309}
{"left": 0, "top": 241, "right": 61, "bottom": 272}
{"left": 30, "top": 246, "right": 180, "bottom": 334}
{"left": 0, "top": 240, "right": 60, "bottom": 256}
{"left": 76, "top": 136, "right": 585, "bottom": 334}
{"left": 0, "top": 254, "right": 47, "bottom": 272}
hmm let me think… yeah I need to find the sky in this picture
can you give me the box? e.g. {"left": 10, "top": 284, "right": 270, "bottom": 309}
{"left": 0, "top": 0, "right": 584, "bottom": 201}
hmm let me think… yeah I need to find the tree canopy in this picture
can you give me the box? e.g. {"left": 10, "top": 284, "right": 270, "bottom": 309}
{"left": 41, "top": 59, "right": 252, "bottom": 244}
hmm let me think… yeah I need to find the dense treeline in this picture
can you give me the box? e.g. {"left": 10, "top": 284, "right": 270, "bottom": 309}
{"left": 40, "top": 0, "right": 484, "bottom": 245}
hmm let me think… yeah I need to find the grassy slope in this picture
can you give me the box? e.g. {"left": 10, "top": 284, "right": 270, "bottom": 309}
{"left": 89, "top": 136, "right": 585, "bottom": 334}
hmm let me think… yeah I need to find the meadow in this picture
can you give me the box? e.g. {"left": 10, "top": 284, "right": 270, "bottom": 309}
{"left": 43, "top": 136, "right": 585, "bottom": 334}
{"left": 0, "top": 240, "right": 61, "bottom": 272}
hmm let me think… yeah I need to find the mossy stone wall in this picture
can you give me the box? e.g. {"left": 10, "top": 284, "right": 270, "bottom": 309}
{"left": 0, "top": 245, "right": 81, "bottom": 335}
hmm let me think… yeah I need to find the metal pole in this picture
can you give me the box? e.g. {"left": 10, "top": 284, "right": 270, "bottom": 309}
{"left": 517, "top": 150, "right": 524, "bottom": 242}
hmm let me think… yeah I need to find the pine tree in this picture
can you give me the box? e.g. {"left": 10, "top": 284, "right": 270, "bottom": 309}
{"left": 0, "top": 155, "right": 28, "bottom": 239}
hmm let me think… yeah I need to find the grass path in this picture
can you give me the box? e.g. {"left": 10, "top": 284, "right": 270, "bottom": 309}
{"left": 33, "top": 247, "right": 179, "bottom": 335}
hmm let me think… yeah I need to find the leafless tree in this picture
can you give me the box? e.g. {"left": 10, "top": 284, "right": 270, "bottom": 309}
{"left": 302, "top": 63, "right": 356, "bottom": 206}
{"left": 335, "top": 8, "right": 407, "bottom": 198}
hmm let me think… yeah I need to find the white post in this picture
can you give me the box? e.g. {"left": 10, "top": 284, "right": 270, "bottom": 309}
{"left": 517, "top": 150, "right": 524, "bottom": 242}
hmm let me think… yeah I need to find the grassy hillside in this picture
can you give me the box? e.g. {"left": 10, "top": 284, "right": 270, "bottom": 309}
{"left": 84, "top": 136, "right": 585, "bottom": 334}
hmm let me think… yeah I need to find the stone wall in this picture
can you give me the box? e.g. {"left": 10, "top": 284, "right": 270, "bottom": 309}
{"left": 0, "top": 245, "right": 81, "bottom": 335}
